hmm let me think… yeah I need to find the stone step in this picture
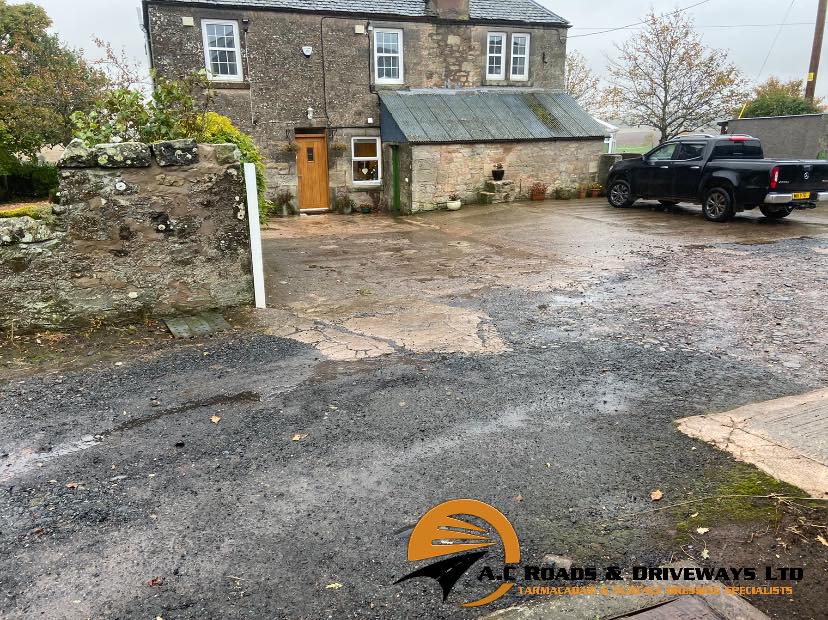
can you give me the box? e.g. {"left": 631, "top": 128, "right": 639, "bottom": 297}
{"left": 484, "top": 180, "right": 516, "bottom": 192}
{"left": 478, "top": 191, "right": 496, "bottom": 204}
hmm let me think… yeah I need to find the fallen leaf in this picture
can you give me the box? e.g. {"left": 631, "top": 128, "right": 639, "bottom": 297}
{"left": 696, "top": 527, "right": 710, "bottom": 535}
{"left": 690, "top": 512, "right": 699, "bottom": 518}
{"left": 650, "top": 490, "right": 663, "bottom": 502}
{"left": 292, "top": 433, "right": 308, "bottom": 441}
{"left": 211, "top": 415, "right": 221, "bottom": 424}
{"left": 700, "top": 549, "right": 710, "bottom": 560}
{"left": 514, "top": 494, "right": 523, "bottom": 502}
{"left": 66, "top": 482, "right": 79, "bottom": 490}
{"left": 817, "top": 535, "right": 828, "bottom": 547}
{"left": 325, "top": 582, "right": 344, "bottom": 590}
{"left": 147, "top": 576, "right": 164, "bottom": 587}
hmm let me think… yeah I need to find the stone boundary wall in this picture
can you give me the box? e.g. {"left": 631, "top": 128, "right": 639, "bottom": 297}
{"left": 409, "top": 140, "right": 606, "bottom": 213}
{"left": 0, "top": 139, "right": 253, "bottom": 330}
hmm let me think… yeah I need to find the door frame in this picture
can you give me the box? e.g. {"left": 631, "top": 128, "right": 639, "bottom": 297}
{"left": 294, "top": 131, "right": 330, "bottom": 212}
{"left": 391, "top": 145, "right": 401, "bottom": 213}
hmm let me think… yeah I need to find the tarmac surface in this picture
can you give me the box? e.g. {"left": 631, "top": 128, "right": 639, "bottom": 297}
{"left": 1, "top": 199, "right": 827, "bottom": 619}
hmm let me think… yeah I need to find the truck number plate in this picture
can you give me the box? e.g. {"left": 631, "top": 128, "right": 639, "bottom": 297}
{"left": 793, "top": 192, "right": 811, "bottom": 200}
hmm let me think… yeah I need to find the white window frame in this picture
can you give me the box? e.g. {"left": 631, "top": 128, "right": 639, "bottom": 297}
{"left": 351, "top": 137, "right": 382, "bottom": 186}
{"left": 510, "top": 33, "right": 530, "bottom": 81}
{"left": 373, "top": 28, "right": 404, "bottom": 85}
{"left": 201, "top": 19, "right": 243, "bottom": 82}
{"left": 486, "top": 32, "right": 507, "bottom": 80}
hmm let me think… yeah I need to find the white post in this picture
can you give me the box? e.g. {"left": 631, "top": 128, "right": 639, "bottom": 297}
{"left": 243, "top": 162, "right": 267, "bottom": 309}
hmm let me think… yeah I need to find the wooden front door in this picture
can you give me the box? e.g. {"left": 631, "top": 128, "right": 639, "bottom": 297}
{"left": 295, "top": 135, "right": 329, "bottom": 211}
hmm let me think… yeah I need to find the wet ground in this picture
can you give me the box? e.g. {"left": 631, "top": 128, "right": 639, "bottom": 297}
{"left": 1, "top": 199, "right": 827, "bottom": 619}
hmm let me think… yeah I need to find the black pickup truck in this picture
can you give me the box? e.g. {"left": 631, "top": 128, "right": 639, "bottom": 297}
{"left": 605, "top": 134, "right": 828, "bottom": 222}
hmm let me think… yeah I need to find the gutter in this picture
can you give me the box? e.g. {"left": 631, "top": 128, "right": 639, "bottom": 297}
{"left": 142, "top": 0, "right": 571, "bottom": 30}
{"left": 142, "top": 0, "right": 155, "bottom": 74}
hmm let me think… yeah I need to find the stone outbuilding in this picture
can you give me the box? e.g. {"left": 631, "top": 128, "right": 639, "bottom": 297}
{"left": 142, "top": 0, "right": 608, "bottom": 214}
{"left": 379, "top": 89, "right": 606, "bottom": 212}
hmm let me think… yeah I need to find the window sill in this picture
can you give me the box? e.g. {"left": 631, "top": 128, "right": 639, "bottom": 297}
{"left": 352, "top": 182, "right": 382, "bottom": 188}
{"left": 206, "top": 80, "right": 250, "bottom": 90}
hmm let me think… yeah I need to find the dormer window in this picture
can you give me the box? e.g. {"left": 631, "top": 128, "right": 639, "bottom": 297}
{"left": 374, "top": 28, "right": 404, "bottom": 85}
{"left": 486, "top": 33, "right": 506, "bottom": 80}
{"left": 202, "top": 20, "right": 243, "bottom": 82}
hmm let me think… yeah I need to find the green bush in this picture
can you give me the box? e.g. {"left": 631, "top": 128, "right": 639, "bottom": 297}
{"left": 71, "top": 71, "right": 208, "bottom": 145}
{"left": 71, "top": 71, "right": 274, "bottom": 219}
{"left": 0, "top": 154, "right": 58, "bottom": 203}
{"left": 201, "top": 112, "right": 273, "bottom": 218}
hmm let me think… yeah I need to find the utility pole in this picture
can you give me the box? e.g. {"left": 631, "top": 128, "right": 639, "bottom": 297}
{"left": 806, "top": 0, "right": 828, "bottom": 102}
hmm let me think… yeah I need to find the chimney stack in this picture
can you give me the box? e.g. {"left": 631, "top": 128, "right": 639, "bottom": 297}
{"left": 429, "top": 0, "right": 470, "bottom": 20}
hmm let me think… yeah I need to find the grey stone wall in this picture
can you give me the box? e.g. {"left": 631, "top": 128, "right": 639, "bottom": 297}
{"left": 408, "top": 140, "right": 605, "bottom": 213}
{"left": 726, "top": 115, "right": 828, "bottom": 159}
{"left": 0, "top": 141, "right": 253, "bottom": 330}
{"left": 146, "top": 4, "right": 568, "bottom": 206}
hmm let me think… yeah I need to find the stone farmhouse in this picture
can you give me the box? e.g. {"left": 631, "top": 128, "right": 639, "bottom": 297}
{"left": 142, "top": 0, "right": 607, "bottom": 213}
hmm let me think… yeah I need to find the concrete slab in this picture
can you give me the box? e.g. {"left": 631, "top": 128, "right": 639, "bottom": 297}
{"left": 677, "top": 389, "right": 828, "bottom": 498}
{"left": 162, "top": 312, "right": 231, "bottom": 339}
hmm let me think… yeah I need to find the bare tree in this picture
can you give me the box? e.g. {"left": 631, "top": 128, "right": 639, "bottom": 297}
{"left": 565, "top": 51, "right": 607, "bottom": 116}
{"left": 91, "top": 37, "right": 149, "bottom": 92}
{"left": 606, "top": 10, "right": 747, "bottom": 142}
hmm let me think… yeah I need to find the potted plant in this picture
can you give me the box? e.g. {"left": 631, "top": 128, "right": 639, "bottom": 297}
{"left": 335, "top": 192, "right": 356, "bottom": 215}
{"left": 492, "top": 163, "right": 505, "bottom": 182}
{"left": 529, "top": 182, "right": 548, "bottom": 201}
{"left": 578, "top": 184, "right": 588, "bottom": 199}
{"left": 446, "top": 193, "right": 462, "bottom": 211}
{"left": 589, "top": 183, "right": 603, "bottom": 198}
{"left": 359, "top": 202, "right": 373, "bottom": 214}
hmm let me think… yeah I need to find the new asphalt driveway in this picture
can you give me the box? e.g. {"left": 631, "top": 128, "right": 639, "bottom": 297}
{"left": 2, "top": 200, "right": 827, "bottom": 619}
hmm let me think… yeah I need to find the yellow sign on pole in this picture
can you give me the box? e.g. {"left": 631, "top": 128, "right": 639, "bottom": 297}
{"left": 809, "top": 72, "right": 816, "bottom": 81}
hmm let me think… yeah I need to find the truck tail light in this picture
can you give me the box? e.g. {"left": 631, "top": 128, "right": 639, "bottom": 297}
{"left": 770, "top": 166, "right": 780, "bottom": 190}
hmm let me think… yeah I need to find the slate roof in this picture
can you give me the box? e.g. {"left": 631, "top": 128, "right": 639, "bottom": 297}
{"left": 379, "top": 90, "right": 607, "bottom": 144}
{"left": 154, "top": 0, "right": 568, "bottom": 25}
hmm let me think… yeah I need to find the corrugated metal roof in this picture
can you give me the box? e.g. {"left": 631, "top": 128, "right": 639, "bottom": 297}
{"left": 379, "top": 90, "right": 607, "bottom": 143}
{"left": 152, "top": 0, "right": 568, "bottom": 24}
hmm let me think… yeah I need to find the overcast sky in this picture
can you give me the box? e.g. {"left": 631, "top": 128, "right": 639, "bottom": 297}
{"left": 10, "top": 0, "right": 828, "bottom": 97}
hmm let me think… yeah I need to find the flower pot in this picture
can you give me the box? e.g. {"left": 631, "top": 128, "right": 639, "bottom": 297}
{"left": 578, "top": 190, "right": 587, "bottom": 199}
{"left": 590, "top": 189, "right": 601, "bottom": 198}
{"left": 492, "top": 169, "right": 505, "bottom": 181}
{"left": 530, "top": 192, "right": 546, "bottom": 201}
{"left": 446, "top": 200, "right": 462, "bottom": 211}
{"left": 360, "top": 206, "right": 372, "bottom": 214}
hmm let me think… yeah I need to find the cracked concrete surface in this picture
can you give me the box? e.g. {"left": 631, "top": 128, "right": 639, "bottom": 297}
{"left": 677, "top": 389, "right": 828, "bottom": 498}
{"left": 254, "top": 299, "right": 507, "bottom": 361}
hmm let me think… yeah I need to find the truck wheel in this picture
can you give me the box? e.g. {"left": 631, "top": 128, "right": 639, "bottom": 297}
{"left": 759, "top": 205, "right": 794, "bottom": 219}
{"left": 702, "top": 187, "right": 735, "bottom": 222}
{"left": 608, "top": 180, "right": 635, "bottom": 208}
